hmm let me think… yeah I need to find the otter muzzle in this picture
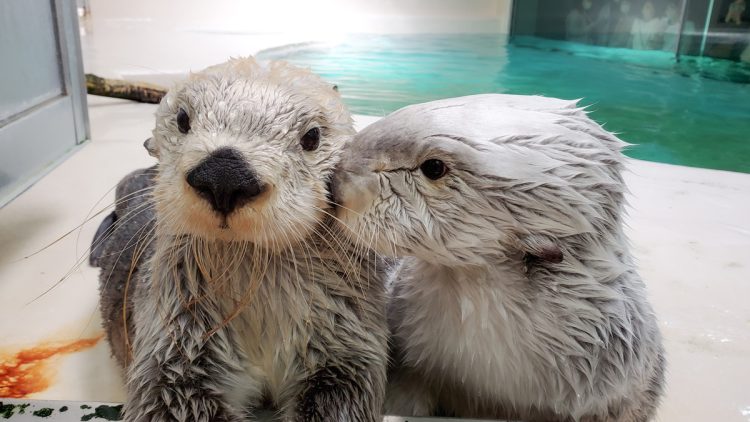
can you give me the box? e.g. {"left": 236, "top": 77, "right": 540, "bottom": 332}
{"left": 186, "top": 147, "right": 264, "bottom": 215}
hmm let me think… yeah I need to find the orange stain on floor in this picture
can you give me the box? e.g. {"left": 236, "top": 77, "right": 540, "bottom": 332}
{"left": 0, "top": 335, "right": 104, "bottom": 398}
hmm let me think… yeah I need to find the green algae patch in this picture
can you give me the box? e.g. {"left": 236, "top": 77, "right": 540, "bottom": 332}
{"left": 0, "top": 402, "right": 16, "bottom": 419}
{"left": 81, "top": 404, "right": 123, "bottom": 421}
{"left": 80, "top": 405, "right": 91, "bottom": 410}
{"left": 32, "top": 408, "right": 53, "bottom": 417}
{"left": 0, "top": 403, "right": 30, "bottom": 419}
{"left": 60, "top": 406, "right": 68, "bottom": 412}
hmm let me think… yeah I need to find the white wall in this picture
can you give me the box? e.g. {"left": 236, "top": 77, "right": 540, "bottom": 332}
{"left": 89, "top": 0, "right": 513, "bottom": 35}
{"left": 82, "top": 0, "right": 513, "bottom": 79}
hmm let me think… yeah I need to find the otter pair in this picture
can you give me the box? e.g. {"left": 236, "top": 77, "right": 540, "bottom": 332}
{"left": 92, "top": 58, "right": 664, "bottom": 422}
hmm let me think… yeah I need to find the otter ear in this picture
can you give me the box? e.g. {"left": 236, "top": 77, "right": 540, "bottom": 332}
{"left": 143, "top": 137, "right": 159, "bottom": 158}
{"left": 517, "top": 234, "right": 563, "bottom": 264}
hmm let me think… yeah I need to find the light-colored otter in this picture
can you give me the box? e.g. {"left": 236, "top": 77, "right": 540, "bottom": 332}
{"left": 333, "top": 94, "right": 666, "bottom": 421}
{"left": 91, "top": 58, "right": 389, "bottom": 422}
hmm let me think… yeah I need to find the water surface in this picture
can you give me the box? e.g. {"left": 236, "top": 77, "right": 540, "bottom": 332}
{"left": 259, "top": 34, "right": 750, "bottom": 173}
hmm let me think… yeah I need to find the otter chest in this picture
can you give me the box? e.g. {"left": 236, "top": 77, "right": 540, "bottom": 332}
{"left": 231, "top": 262, "right": 327, "bottom": 405}
{"left": 395, "top": 268, "right": 545, "bottom": 405}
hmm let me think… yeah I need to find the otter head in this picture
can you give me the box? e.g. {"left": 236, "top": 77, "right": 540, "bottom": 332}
{"left": 148, "top": 58, "right": 352, "bottom": 247}
{"left": 331, "top": 96, "right": 622, "bottom": 267}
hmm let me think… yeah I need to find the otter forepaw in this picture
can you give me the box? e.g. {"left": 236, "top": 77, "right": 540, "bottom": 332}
{"left": 292, "top": 366, "right": 383, "bottom": 422}
{"left": 123, "top": 400, "right": 244, "bottom": 422}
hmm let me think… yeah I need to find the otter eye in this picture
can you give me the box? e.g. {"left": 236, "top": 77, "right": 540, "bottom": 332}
{"left": 420, "top": 159, "right": 448, "bottom": 180}
{"left": 176, "top": 108, "right": 190, "bottom": 134}
{"left": 301, "top": 127, "right": 320, "bottom": 151}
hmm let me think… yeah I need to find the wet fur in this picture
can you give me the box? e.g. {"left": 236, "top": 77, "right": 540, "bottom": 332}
{"left": 334, "top": 94, "right": 666, "bottom": 421}
{"left": 92, "top": 58, "right": 388, "bottom": 422}
{"left": 92, "top": 166, "right": 156, "bottom": 369}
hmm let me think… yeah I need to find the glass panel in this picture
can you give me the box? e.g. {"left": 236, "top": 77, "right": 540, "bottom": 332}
{"left": 691, "top": 0, "right": 750, "bottom": 61}
{"left": 0, "top": 0, "right": 64, "bottom": 122}
{"left": 513, "top": 0, "right": 750, "bottom": 59}
{"left": 677, "top": 0, "right": 705, "bottom": 56}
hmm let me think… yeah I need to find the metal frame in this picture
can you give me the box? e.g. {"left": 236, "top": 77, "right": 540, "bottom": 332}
{"left": 675, "top": 0, "right": 689, "bottom": 60}
{"left": 53, "top": 0, "right": 90, "bottom": 144}
{"left": 0, "top": 0, "right": 89, "bottom": 207}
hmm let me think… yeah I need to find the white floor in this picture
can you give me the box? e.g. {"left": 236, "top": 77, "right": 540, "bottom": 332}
{"left": 1, "top": 95, "right": 749, "bottom": 421}
{"left": 1, "top": 7, "right": 749, "bottom": 422}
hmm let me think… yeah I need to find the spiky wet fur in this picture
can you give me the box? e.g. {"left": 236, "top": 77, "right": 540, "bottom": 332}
{"left": 92, "top": 166, "right": 157, "bottom": 370}
{"left": 334, "top": 94, "right": 666, "bottom": 422}
{"left": 93, "top": 58, "right": 388, "bottom": 422}
{"left": 125, "top": 224, "right": 388, "bottom": 422}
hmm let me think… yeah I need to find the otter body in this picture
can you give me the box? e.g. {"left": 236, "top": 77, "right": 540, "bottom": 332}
{"left": 92, "top": 58, "right": 388, "bottom": 422}
{"left": 333, "top": 94, "right": 665, "bottom": 421}
{"left": 90, "top": 166, "right": 156, "bottom": 369}
{"left": 127, "top": 226, "right": 387, "bottom": 422}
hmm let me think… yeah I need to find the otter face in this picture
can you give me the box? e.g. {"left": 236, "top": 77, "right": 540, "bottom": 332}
{"left": 148, "top": 58, "right": 353, "bottom": 247}
{"left": 333, "top": 97, "right": 618, "bottom": 266}
{"left": 333, "top": 123, "right": 521, "bottom": 266}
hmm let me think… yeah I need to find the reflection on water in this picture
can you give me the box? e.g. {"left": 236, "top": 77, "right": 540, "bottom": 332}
{"left": 515, "top": 0, "right": 750, "bottom": 62}
{"left": 259, "top": 34, "right": 750, "bottom": 173}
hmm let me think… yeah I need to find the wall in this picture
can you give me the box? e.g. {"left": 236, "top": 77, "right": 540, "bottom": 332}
{"left": 89, "top": 0, "right": 513, "bottom": 35}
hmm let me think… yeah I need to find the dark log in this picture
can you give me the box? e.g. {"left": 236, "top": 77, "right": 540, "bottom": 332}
{"left": 85, "top": 74, "right": 166, "bottom": 104}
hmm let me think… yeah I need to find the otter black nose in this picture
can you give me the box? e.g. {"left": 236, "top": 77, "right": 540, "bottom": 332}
{"left": 186, "top": 148, "right": 264, "bottom": 215}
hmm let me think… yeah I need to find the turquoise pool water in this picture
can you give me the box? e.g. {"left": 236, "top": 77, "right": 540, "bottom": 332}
{"left": 258, "top": 35, "right": 750, "bottom": 173}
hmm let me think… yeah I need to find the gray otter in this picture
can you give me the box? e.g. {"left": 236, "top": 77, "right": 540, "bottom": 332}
{"left": 332, "top": 94, "right": 666, "bottom": 421}
{"left": 90, "top": 165, "right": 156, "bottom": 369}
{"left": 91, "top": 58, "right": 388, "bottom": 422}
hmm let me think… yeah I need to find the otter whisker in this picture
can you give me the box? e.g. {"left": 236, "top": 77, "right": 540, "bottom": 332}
{"left": 302, "top": 219, "right": 374, "bottom": 314}
{"left": 78, "top": 213, "right": 157, "bottom": 340}
{"left": 309, "top": 220, "right": 363, "bottom": 290}
{"left": 74, "top": 180, "right": 157, "bottom": 257}
{"left": 25, "top": 201, "right": 158, "bottom": 305}
{"left": 18, "top": 186, "right": 155, "bottom": 262}
{"left": 120, "top": 220, "right": 159, "bottom": 361}
{"left": 186, "top": 238, "right": 246, "bottom": 308}
{"left": 205, "top": 242, "right": 267, "bottom": 339}
{"left": 330, "top": 201, "right": 368, "bottom": 219}
{"left": 85, "top": 200, "right": 156, "bottom": 261}
{"left": 275, "top": 215, "right": 313, "bottom": 314}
